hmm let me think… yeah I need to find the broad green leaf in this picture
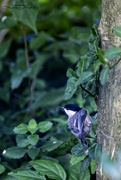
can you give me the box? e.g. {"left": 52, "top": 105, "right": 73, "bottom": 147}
{"left": 51, "top": 118, "right": 65, "bottom": 123}
{"left": 42, "top": 140, "right": 63, "bottom": 152}
{"left": 12, "top": 0, "right": 38, "bottom": 33}
{"left": 76, "top": 71, "right": 93, "bottom": 85}
{"left": 38, "top": 121, "right": 53, "bottom": 133}
{"left": 91, "top": 160, "right": 96, "bottom": 174}
{"left": 66, "top": 68, "right": 78, "bottom": 79}
{"left": 81, "top": 157, "right": 91, "bottom": 172}
{"left": 27, "top": 135, "right": 39, "bottom": 146}
{"left": 71, "top": 143, "right": 87, "bottom": 157}
{"left": 0, "top": 164, "right": 5, "bottom": 174}
{"left": 68, "top": 161, "right": 83, "bottom": 180}
{"left": 70, "top": 155, "right": 86, "bottom": 166}
{"left": 113, "top": 27, "right": 121, "bottom": 38}
{"left": 30, "top": 159, "right": 66, "bottom": 180}
{"left": 0, "top": 40, "right": 11, "bottom": 58}
{"left": 14, "top": 124, "right": 28, "bottom": 134}
{"left": 27, "top": 148, "right": 40, "bottom": 160}
{"left": 8, "top": 170, "right": 46, "bottom": 180}
{"left": 64, "top": 77, "right": 77, "bottom": 100}
{"left": 104, "top": 47, "right": 121, "bottom": 60}
{"left": 28, "top": 119, "right": 38, "bottom": 134}
{"left": 16, "top": 135, "right": 28, "bottom": 147}
{"left": 3, "top": 147, "right": 26, "bottom": 159}
{"left": 100, "top": 67, "right": 110, "bottom": 85}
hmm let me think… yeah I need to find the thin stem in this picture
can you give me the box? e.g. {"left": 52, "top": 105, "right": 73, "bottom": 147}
{"left": 80, "top": 85, "right": 98, "bottom": 105}
{"left": 110, "top": 58, "right": 121, "bottom": 69}
{"left": 22, "top": 26, "right": 30, "bottom": 69}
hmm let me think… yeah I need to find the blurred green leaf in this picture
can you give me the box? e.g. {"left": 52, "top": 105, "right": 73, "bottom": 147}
{"left": 104, "top": 47, "right": 121, "bottom": 60}
{"left": 64, "top": 77, "right": 77, "bottom": 100}
{"left": 0, "top": 115, "right": 5, "bottom": 121}
{"left": 12, "top": 0, "right": 38, "bottom": 33}
{"left": 30, "top": 159, "right": 66, "bottom": 180}
{"left": 38, "top": 121, "right": 53, "bottom": 133}
{"left": 0, "top": 40, "right": 11, "bottom": 58}
{"left": 8, "top": 170, "right": 46, "bottom": 180}
{"left": 113, "top": 27, "right": 121, "bottom": 38}
{"left": 27, "top": 135, "right": 39, "bottom": 146}
{"left": 90, "top": 160, "right": 96, "bottom": 174}
{"left": 98, "top": 48, "right": 109, "bottom": 66}
{"left": 14, "top": 124, "right": 28, "bottom": 134}
{"left": 0, "top": 164, "right": 5, "bottom": 175}
{"left": 0, "top": 17, "right": 17, "bottom": 30}
{"left": 66, "top": 68, "right": 78, "bottom": 79}
{"left": 76, "top": 55, "right": 89, "bottom": 75}
{"left": 3, "top": 147, "right": 26, "bottom": 159}
{"left": 30, "top": 32, "right": 54, "bottom": 50}
{"left": 76, "top": 71, "right": 93, "bottom": 85}
{"left": 100, "top": 67, "right": 109, "bottom": 85}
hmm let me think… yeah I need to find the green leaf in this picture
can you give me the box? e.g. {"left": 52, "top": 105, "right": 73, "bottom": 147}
{"left": 0, "top": 17, "right": 17, "bottom": 30}
{"left": 14, "top": 124, "right": 28, "bottom": 134}
{"left": 42, "top": 140, "right": 63, "bottom": 152}
{"left": 76, "top": 55, "right": 89, "bottom": 75}
{"left": 71, "top": 143, "right": 87, "bottom": 157}
{"left": 81, "top": 157, "right": 91, "bottom": 173}
{"left": 113, "top": 27, "right": 121, "bottom": 38}
{"left": 90, "top": 160, "right": 96, "bottom": 174}
{"left": 66, "top": 68, "right": 78, "bottom": 79}
{"left": 64, "top": 77, "right": 77, "bottom": 100}
{"left": 27, "top": 148, "right": 40, "bottom": 160}
{"left": 0, "top": 164, "right": 5, "bottom": 174}
{"left": 30, "top": 32, "right": 54, "bottom": 50}
{"left": 98, "top": 48, "right": 109, "bottom": 66}
{"left": 95, "top": 144, "right": 102, "bottom": 160}
{"left": 70, "top": 155, "right": 86, "bottom": 166}
{"left": 12, "top": 0, "right": 38, "bottom": 33}
{"left": 88, "top": 143, "right": 97, "bottom": 159}
{"left": 76, "top": 71, "right": 93, "bottom": 85}
{"left": 30, "top": 159, "right": 66, "bottom": 180}
{"left": 3, "top": 147, "right": 26, "bottom": 159}
{"left": 0, "top": 115, "right": 4, "bottom": 121}
{"left": 0, "top": 40, "right": 11, "bottom": 58}
{"left": 100, "top": 67, "right": 110, "bottom": 85}
{"left": 104, "top": 47, "right": 121, "bottom": 60}
{"left": 68, "top": 161, "right": 83, "bottom": 180}
{"left": 27, "top": 135, "right": 39, "bottom": 146}
{"left": 16, "top": 135, "right": 28, "bottom": 147}
{"left": 11, "top": 70, "right": 26, "bottom": 90}
{"left": 82, "top": 169, "right": 90, "bottom": 180}
{"left": 8, "top": 170, "right": 46, "bottom": 180}
{"left": 38, "top": 121, "right": 53, "bottom": 133}
{"left": 28, "top": 119, "right": 38, "bottom": 134}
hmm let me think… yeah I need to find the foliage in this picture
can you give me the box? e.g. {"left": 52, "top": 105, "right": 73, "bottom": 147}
{"left": 0, "top": 0, "right": 102, "bottom": 179}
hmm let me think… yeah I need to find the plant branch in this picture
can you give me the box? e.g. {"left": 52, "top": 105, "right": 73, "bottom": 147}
{"left": 80, "top": 85, "right": 98, "bottom": 105}
{"left": 110, "top": 58, "right": 121, "bottom": 69}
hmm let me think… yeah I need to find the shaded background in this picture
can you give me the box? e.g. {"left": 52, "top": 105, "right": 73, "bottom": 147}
{"left": 0, "top": 0, "right": 101, "bottom": 179}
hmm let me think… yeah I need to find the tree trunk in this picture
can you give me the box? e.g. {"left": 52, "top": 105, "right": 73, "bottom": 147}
{"left": 97, "top": 0, "right": 121, "bottom": 179}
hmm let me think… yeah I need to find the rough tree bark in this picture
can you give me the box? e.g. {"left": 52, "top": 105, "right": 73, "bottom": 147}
{"left": 97, "top": 0, "right": 121, "bottom": 179}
